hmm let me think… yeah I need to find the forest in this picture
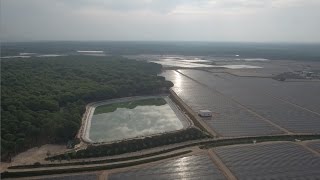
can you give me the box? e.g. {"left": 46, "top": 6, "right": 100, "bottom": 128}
{"left": 1, "top": 56, "right": 173, "bottom": 161}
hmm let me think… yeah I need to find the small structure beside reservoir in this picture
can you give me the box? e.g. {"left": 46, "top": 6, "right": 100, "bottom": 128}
{"left": 198, "top": 110, "right": 213, "bottom": 117}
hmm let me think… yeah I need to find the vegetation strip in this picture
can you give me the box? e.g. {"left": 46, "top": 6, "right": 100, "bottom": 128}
{"left": 1, "top": 151, "right": 192, "bottom": 179}
{"left": 9, "top": 145, "right": 202, "bottom": 169}
{"left": 47, "top": 127, "right": 209, "bottom": 160}
{"left": 200, "top": 134, "right": 320, "bottom": 149}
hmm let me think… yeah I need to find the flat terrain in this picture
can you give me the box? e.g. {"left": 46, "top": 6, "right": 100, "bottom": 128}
{"left": 214, "top": 142, "right": 320, "bottom": 179}
{"left": 179, "top": 69, "right": 320, "bottom": 133}
{"left": 160, "top": 70, "right": 284, "bottom": 137}
{"left": 109, "top": 154, "right": 226, "bottom": 180}
{"left": 22, "top": 141, "right": 319, "bottom": 180}
{"left": 160, "top": 66, "right": 320, "bottom": 137}
{"left": 307, "top": 140, "right": 320, "bottom": 153}
{"left": 0, "top": 145, "right": 67, "bottom": 172}
{"left": 2, "top": 53, "right": 320, "bottom": 179}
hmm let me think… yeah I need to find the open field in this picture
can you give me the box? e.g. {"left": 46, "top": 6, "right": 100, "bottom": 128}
{"left": 0, "top": 145, "right": 67, "bottom": 173}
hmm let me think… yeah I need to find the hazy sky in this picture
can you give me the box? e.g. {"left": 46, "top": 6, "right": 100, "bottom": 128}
{"left": 1, "top": 0, "right": 320, "bottom": 42}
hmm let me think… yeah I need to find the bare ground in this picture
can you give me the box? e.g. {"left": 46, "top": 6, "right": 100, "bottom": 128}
{"left": 1, "top": 144, "right": 67, "bottom": 172}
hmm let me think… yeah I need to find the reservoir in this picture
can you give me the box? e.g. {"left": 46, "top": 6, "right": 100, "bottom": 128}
{"left": 84, "top": 96, "right": 190, "bottom": 143}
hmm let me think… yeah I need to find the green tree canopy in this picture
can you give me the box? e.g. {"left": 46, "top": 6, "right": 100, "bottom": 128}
{"left": 1, "top": 56, "right": 172, "bottom": 160}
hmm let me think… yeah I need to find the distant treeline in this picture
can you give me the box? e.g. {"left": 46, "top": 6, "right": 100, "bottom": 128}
{"left": 1, "top": 56, "right": 173, "bottom": 161}
{"left": 2, "top": 41, "right": 320, "bottom": 61}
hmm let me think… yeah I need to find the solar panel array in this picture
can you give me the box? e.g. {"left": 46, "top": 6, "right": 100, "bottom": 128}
{"left": 160, "top": 70, "right": 283, "bottom": 137}
{"left": 34, "top": 173, "right": 97, "bottom": 180}
{"left": 260, "top": 81, "right": 320, "bottom": 114}
{"left": 307, "top": 140, "right": 320, "bottom": 153}
{"left": 109, "top": 154, "right": 226, "bottom": 180}
{"left": 214, "top": 142, "right": 320, "bottom": 180}
{"left": 178, "top": 70, "right": 320, "bottom": 134}
{"left": 210, "top": 69, "right": 320, "bottom": 114}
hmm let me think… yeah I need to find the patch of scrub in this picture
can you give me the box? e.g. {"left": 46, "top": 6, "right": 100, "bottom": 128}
{"left": 86, "top": 97, "right": 188, "bottom": 143}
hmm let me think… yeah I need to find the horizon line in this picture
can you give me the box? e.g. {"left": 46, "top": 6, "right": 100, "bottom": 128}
{"left": 2, "top": 40, "right": 320, "bottom": 45}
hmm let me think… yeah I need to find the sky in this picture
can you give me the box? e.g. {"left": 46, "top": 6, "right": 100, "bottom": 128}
{"left": 1, "top": 0, "right": 320, "bottom": 42}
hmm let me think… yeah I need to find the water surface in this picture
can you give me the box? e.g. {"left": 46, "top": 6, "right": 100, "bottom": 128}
{"left": 89, "top": 100, "right": 185, "bottom": 142}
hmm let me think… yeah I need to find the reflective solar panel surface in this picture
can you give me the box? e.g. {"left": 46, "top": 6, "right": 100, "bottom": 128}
{"left": 307, "top": 140, "right": 320, "bottom": 153}
{"left": 109, "top": 154, "right": 226, "bottom": 180}
{"left": 214, "top": 142, "right": 320, "bottom": 180}
{"left": 177, "top": 69, "right": 320, "bottom": 134}
{"left": 160, "top": 70, "right": 284, "bottom": 137}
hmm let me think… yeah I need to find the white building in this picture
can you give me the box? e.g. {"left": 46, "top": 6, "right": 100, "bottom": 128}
{"left": 198, "top": 110, "right": 212, "bottom": 117}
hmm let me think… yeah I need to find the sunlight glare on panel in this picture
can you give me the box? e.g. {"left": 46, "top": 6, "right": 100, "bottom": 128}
{"left": 173, "top": 70, "right": 183, "bottom": 94}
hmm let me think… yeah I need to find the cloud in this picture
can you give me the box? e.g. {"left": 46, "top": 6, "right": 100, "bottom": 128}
{"left": 1, "top": 0, "right": 320, "bottom": 42}
{"left": 54, "top": 0, "right": 183, "bottom": 13}
{"left": 55, "top": 0, "right": 320, "bottom": 14}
